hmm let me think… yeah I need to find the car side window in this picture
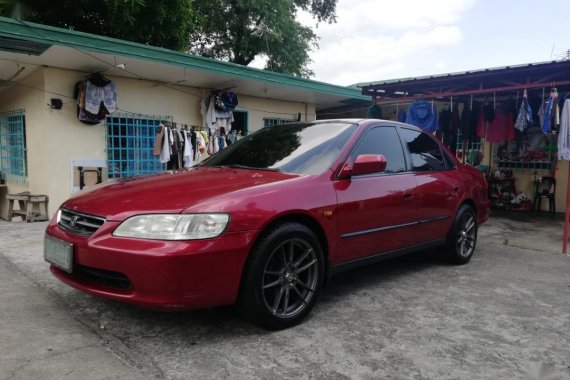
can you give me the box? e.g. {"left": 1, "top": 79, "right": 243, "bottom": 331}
{"left": 350, "top": 126, "right": 407, "bottom": 173}
{"left": 399, "top": 128, "right": 447, "bottom": 172}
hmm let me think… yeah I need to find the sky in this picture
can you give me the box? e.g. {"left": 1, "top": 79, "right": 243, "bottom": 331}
{"left": 259, "top": 0, "right": 570, "bottom": 86}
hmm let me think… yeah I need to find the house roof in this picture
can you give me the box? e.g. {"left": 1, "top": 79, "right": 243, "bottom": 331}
{"left": 357, "top": 60, "right": 570, "bottom": 101}
{"left": 0, "top": 16, "right": 369, "bottom": 110}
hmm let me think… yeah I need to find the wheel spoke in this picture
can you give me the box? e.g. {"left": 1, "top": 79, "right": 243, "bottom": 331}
{"left": 293, "top": 248, "right": 313, "bottom": 268}
{"left": 292, "top": 285, "right": 308, "bottom": 304}
{"left": 296, "top": 259, "right": 317, "bottom": 274}
{"left": 280, "top": 246, "right": 288, "bottom": 266}
{"left": 272, "top": 286, "right": 285, "bottom": 314}
{"left": 281, "top": 288, "right": 290, "bottom": 317}
{"left": 460, "top": 241, "right": 467, "bottom": 256}
{"left": 296, "top": 279, "right": 314, "bottom": 292}
{"left": 263, "top": 279, "right": 282, "bottom": 289}
{"left": 264, "top": 270, "right": 282, "bottom": 276}
{"left": 465, "top": 217, "right": 475, "bottom": 233}
{"left": 288, "top": 241, "right": 295, "bottom": 264}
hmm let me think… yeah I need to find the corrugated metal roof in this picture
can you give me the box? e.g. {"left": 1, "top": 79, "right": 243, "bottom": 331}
{"left": 355, "top": 60, "right": 570, "bottom": 88}
{"left": 357, "top": 59, "right": 570, "bottom": 100}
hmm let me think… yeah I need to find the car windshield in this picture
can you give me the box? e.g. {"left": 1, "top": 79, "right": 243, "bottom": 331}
{"left": 200, "top": 122, "right": 358, "bottom": 175}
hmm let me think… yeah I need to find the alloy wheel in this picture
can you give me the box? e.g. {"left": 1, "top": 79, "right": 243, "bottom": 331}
{"left": 456, "top": 214, "right": 476, "bottom": 257}
{"left": 261, "top": 238, "right": 319, "bottom": 319}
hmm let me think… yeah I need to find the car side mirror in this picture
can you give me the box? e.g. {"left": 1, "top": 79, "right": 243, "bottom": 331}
{"left": 338, "top": 154, "right": 387, "bottom": 179}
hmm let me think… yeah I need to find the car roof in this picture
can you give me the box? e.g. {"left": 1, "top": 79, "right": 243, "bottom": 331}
{"left": 291, "top": 118, "right": 424, "bottom": 132}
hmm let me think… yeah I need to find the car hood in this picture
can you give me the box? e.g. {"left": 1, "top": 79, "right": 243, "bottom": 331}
{"left": 62, "top": 167, "right": 299, "bottom": 220}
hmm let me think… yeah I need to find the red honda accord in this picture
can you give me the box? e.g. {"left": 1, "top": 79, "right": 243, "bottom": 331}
{"left": 45, "top": 119, "right": 489, "bottom": 329}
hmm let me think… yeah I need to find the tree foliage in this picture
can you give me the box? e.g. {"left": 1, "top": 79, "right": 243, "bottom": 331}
{"left": 188, "top": 0, "right": 337, "bottom": 78}
{"left": 1, "top": 0, "right": 337, "bottom": 78}
{"left": 0, "top": 0, "right": 193, "bottom": 51}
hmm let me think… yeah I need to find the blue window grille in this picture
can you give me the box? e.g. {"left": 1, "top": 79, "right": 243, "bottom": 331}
{"left": 0, "top": 109, "right": 27, "bottom": 183}
{"left": 105, "top": 113, "right": 171, "bottom": 178}
{"left": 263, "top": 117, "right": 295, "bottom": 128}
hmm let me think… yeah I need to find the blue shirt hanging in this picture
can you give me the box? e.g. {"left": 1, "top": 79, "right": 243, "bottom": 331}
{"left": 542, "top": 97, "right": 555, "bottom": 134}
{"left": 398, "top": 108, "right": 407, "bottom": 122}
{"left": 405, "top": 100, "right": 439, "bottom": 133}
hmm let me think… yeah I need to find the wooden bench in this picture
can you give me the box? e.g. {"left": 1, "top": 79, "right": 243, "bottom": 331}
{"left": 6, "top": 192, "right": 49, "bottom": 222}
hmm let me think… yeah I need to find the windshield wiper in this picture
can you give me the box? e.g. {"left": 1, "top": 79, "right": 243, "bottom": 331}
{"left": 224, "top": 164, "right": 280, "bottom": 172}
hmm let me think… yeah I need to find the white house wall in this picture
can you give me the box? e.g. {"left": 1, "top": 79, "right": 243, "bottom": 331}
{"left": 0, "top": 67, "right": 316, "bottom": 219}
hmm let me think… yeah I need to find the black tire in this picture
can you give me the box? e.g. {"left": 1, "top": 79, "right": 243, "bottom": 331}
{"left": 446, "top": 204, "right": 478, "bottom": 265}
{"left": 238, "top": 222, "right": 324, "bottom": 330}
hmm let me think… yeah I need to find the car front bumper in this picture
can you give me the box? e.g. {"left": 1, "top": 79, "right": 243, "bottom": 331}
{"left": 45, "top": 221, "right": 258, "bottom": 310}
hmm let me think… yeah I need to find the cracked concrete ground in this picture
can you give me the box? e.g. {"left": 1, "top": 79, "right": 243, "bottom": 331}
{"left": 0, "top": 211, "right": 569, "bottom": 379}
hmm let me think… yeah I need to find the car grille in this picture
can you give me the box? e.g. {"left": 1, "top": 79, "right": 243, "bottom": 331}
{"left": 58, "top": 208, "right": 106, "bottom": 236}
{"left": 73, "top": 264, "right": 132, "bottom": 290}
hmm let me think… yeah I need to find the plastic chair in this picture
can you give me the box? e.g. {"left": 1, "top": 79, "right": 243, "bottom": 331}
{"left": 533, "top": 176, "right": 556, "bottom": 213}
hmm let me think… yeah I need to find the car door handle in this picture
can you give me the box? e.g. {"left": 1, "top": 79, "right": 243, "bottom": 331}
{"left": 403, "top": 192, "right": 413, "bottom": 199}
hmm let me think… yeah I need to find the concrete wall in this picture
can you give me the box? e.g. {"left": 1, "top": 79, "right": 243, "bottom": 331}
{"left": 0, "top": 67, "right": 315, "bottom": 219}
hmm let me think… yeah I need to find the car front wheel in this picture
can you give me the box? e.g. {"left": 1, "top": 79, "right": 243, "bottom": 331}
{"left": 238, "top": 223, "right": 324, "bottom": 330}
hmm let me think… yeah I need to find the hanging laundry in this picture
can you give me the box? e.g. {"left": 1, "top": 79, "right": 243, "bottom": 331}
{"left": 542, "top": 89, "right": 558, "bottom": 134}
{"left": 514, "top": 97, "right": 533, "bottom": 132}
{"left": 438, "top": 103, "right": 459, "bottom": 151}
{"left": 227, "top": 130, "right": 238, "bottom": 145}
{"left": 467, "top": 102, "right": 481, "bottom": 143}
{"left": 201, "top": 92, "right": 236, "bottom": 132}
{"left": 196, "top": 131, "right": 207, "bottom": 155}
{"left": 85, "top": 80, "right": 117, "bottom": 114}
{"left": 183, "top": 131, "right": 194, "bottom": 168}
{"left": 160, "top": 126, "right": 172, "bottom": 164}
{"left": 476, "top": 107, "right": 486, "bottom": 138}
{"left": 398, "top": 107, "right": 407, "bottom": 123}
{"left": 74, "top": 74, "right": 117, "bottom": 125}
{"left": 153, "top": 125, "right": 165, "bottom": 156}
{"left": 405, "top": 100, "right": 438, "bottom": 133}
{"left": 486, "top": 107, "right": 514, "bottom": 143}
{"left": 558, "top": 99, "right": 570, "bottom": 160}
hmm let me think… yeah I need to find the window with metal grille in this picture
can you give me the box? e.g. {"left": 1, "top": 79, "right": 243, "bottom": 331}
{"left": 106, "top": 113, "right": 171, "bottom": 179}
{"left": 0, "top": 109, "right": 27, "bottom": 183}
{"left": 263, "top": 117, "right": 295, "bottom": 128}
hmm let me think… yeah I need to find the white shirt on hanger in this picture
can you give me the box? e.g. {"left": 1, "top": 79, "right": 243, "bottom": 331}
{"left": 160, "top": 127, "right": 172, "bottom": 164}
{"left": 183, "top": 131, "right": 194, "bottom": 168}
{"left": 558, "top": 99, "right": 570, "bottom": 160}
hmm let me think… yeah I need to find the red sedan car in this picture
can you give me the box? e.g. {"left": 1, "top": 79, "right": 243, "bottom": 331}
{"left": 45, "top": 119, "right": 489, "bottom": 329}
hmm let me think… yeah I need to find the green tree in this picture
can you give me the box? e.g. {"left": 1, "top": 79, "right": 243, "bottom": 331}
{"left": 188, "top": 0, "right": 337, "bottom": 78}
{"left": 1, "top": 0, "right": 337, "bottom": 77}
{"left": 0, "top": 0, "right": 193, "bottom": 51}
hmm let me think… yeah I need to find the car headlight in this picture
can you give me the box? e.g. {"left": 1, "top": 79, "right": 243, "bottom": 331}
{"left": 113, "top": 213, "right": 230, "bottom": 240}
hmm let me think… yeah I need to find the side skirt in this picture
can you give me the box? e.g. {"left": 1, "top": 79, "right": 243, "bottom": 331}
{"left": 330, "top": 238, "right": 447, "bottom": 276}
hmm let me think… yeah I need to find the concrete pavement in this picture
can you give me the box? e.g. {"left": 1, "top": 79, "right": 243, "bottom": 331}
{"left": 0, "top": 212, "right": 569, "bottom": 379}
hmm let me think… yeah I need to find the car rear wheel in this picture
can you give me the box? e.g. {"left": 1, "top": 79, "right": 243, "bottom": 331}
{"left": 446, "top": 204, "right": 478, "bottom": 265}
{"left": 238, "top": 223, "right": 324, "bottom": 330}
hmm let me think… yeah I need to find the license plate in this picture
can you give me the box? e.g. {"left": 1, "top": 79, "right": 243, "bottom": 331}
{"left": 44, "top": 235, "right": 74, "bottom": 273}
